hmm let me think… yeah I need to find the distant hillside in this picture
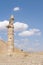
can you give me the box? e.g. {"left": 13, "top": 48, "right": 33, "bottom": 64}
{"left": 0, "top": 40, "right": 24, "bottom": 54}
{"left": 0, "top": 40, "right": 7, "bottom": 54}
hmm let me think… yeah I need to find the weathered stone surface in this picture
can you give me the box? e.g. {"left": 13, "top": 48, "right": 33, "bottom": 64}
{"left": 7, "top": 15, "right": 14, "bottom": 55}
{"left": 0, "top": 52, "right": 43, "bottom": 65}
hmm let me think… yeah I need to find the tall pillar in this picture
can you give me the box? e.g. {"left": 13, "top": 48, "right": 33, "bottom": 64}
{"left": 7, "top": 15, "right": 14, "bottom": 55}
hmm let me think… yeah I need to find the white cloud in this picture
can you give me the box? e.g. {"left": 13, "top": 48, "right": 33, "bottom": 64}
{"left": 0, "top": 20, "right": 9, "bottom": 30}
{"left": 14, "top": 22, "right": 28, "bottom": 32}
{"left": 18, "top": 29, "right": 41, "bottom": 36}
{"left": 0, "top": 21, "right": 28, "bottom": 32}
{"left": 0, "top": 21, "right": 41, "bottom": 37}
{"left": 13, "top": 7, "right": 20, "bottom": 11}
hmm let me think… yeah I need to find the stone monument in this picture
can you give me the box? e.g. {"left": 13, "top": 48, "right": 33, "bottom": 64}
{"left": 7, "top": 15, "right": 14, "bottom": 55}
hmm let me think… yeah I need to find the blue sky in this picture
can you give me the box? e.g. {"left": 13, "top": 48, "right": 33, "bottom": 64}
{"left": 0, "top": 0, "right": 43, "bottom": 52}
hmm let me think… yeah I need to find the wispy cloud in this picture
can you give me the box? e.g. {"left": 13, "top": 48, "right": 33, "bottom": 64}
{"left": 14, "top": 22, "right": 28, "bottom": 32}
{"left": 18, "top": 29, "right": 41, "bottom": 36}
{"left": 34, "top": 40, "right": 40, "bottom": 47}
{"left": 13, "top": 7, "right": 20, "bottom": 11}
{"left": 0, "top": 21, "right": 41, "bottom": 36}
{"left": 0, "top": 20, "right": 9, "bottom": 30}
{"left": 15, "top": 38, "right": 30, "bottom": 51}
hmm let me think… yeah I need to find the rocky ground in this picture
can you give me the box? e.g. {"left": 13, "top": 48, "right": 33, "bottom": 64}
{"left": 0, "top": 40, "right": 43, "bottom": 65}
{"left": 0, "top": 52, "right": 43, "bottom": 65}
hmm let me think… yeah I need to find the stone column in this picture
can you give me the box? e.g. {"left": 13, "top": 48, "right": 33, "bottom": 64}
{"left": 7, "top": 15, "right": 14, "bottom": 55}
